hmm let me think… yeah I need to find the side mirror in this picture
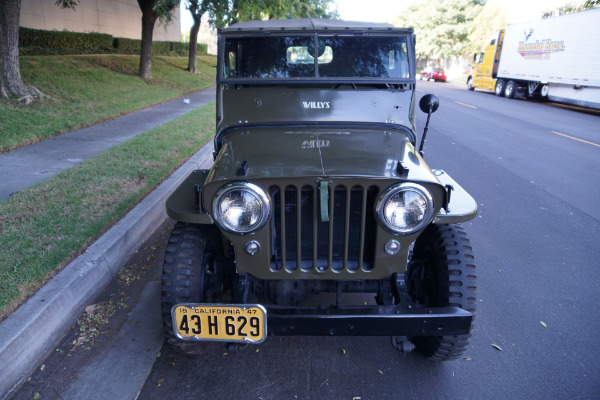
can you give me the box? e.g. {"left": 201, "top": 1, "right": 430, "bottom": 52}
{"left": 419, "top": 94, "right": 439, "bottom": 114}
{"left": 418, "top": 94, "right": 440, "bottom": 158}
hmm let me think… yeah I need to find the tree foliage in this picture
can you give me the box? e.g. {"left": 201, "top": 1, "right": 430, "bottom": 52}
{"left": 393, "top": 0, "right": 485, "bottom": 63}
{"left": 54, "top": 0, "right": 79, "bottom": 10}
{"left": 542, "top": 0, "right": 599, "bottom": 18}
{"left": 210, "top": 0, "right": 338, "bottom": 28}
{"left": 467, "top": 2, "right": 507, "bottom": 55}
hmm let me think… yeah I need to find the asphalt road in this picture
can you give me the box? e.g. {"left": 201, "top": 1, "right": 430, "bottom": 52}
{"left": 11, "top": 81, "right": 600, "bottom": 400}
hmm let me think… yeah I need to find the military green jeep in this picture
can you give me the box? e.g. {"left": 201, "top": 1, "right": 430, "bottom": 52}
{"left": 162, "top": 18, "right": 477, "bottom": 360}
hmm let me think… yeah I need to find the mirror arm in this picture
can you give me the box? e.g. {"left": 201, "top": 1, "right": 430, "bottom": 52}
{"left": 418, "top": 107, "right": 432, "bottom": 157}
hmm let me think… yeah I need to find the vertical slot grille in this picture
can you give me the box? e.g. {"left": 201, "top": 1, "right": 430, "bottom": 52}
{"left": 270, "top": 183, "right": 378, "bottom": 273}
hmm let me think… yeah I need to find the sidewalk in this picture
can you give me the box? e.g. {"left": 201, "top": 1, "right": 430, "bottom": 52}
{"left": 0, "top": 88, "right": 216, "bottom": 398}
{"left": 0, "top": 87, "right": 215, "bottom": 199}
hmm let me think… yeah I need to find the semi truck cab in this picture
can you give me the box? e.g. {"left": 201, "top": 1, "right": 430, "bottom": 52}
{"left": 468, "top": 30, "right": 504, "bottom": 94}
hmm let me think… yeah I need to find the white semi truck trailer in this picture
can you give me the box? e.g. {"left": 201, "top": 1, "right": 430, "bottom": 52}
{"left": 467, "top": 8, "right": 600, "bottom": 110}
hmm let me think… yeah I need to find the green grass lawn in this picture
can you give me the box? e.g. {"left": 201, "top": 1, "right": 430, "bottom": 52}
{"left": 0, "top": 55, "right": 216, "bottom": 153}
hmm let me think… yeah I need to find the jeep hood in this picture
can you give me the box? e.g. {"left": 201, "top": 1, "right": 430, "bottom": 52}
{"left": 206, "top": 127, "right": 434, "bottom": 182}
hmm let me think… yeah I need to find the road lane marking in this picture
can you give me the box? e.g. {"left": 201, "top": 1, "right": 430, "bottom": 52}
{"left": 455, "top": 101, "right": 477, "bottom": 109}
{"left": 552, "top": 131, "right": 600, "bottom": 148}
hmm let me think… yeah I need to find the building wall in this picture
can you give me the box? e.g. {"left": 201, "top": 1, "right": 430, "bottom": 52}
{"left": 20, "top": 0, "right": 181, "bottom": 42}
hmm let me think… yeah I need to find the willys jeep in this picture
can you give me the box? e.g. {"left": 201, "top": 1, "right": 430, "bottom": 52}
{"left": 162, "top": 19, "right": 477, "bottom": 361}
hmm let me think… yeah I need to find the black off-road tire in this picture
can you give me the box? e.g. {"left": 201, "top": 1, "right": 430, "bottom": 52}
{"left": 161, "top": 222, "right": 221, "bottom": 354}
{"left": 407, "top": 224, "right": 477, "bottom": 361}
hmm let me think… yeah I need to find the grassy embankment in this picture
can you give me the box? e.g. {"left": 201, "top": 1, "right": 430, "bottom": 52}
{"left": 0, "top": 55, "right": 217, "bottom": 320}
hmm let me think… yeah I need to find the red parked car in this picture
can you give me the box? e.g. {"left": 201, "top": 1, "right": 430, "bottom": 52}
{"left": 419, "top": 67, "right": 447, "bottom": 82}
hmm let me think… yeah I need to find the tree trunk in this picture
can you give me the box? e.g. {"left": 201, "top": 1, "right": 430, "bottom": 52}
{"left": 0, "top": 0, "right": 43, "bottom": 101}
{"left": 187, "top": 14, "right": 201, "bottom": 74}
{"left": 138, "top": 0, "right": 157, "bottom": 80}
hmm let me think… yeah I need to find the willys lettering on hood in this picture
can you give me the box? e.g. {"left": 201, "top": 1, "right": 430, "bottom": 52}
{"left": 302, "top": 101, "right": 331, "bottom": 109}
{"left": 207, "top": 127, "right": 428, "bottom": 183}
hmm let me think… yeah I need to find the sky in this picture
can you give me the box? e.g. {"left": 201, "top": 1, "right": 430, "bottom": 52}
{"left": 180, "top": 0, "right": 571, "bottom": 32}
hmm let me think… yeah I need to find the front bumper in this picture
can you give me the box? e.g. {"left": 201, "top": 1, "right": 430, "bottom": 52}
{"left": 266, "top": 305, "right": 473, "bottom": 336}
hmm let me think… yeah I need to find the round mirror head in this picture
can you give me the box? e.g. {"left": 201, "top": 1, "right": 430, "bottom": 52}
{"left": 419, "top": 94, "right": 440, "bottom": 114}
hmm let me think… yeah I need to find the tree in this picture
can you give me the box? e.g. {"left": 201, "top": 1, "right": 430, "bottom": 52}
{"left": 137, "top": 0, "right": 179, "bottom": 79}
{"left": 0, "top": 0, "right": 77, "bottom": 103}
{"left": 184, "top": 0, "right": 216, "bottom": 74}
{"left": 210, "top": 0, "right": 338, "bottom": 28}
{"left": 263, "top": 0, "right": 338, "bottom": 20}
{"left": 393, "top": 0, "right": 484, "bottom": 65}
{"left": 542, "top": 0, "right": 599, "bottom": 18}
{"left": 468, "top": 2, "right": 508, "bottom": 56}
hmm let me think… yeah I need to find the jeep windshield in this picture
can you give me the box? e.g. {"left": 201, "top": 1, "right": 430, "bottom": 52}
{"left": 221, "top": 34, "right": 411, "bottom": 83}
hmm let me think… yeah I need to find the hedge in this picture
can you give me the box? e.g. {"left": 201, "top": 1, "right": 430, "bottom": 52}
{"left": 20, "top": 27, "right": 114, "bottom": 55}
{"left": 19, "top": 27, "right": 208, "bottom": 56}
{"left": 112, "top": 37, "right": 140, "bottom": 54}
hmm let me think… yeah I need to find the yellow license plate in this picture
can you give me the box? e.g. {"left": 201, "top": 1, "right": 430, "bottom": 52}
{"left": 172, "top": 304, "right": 267, "bottom": 344}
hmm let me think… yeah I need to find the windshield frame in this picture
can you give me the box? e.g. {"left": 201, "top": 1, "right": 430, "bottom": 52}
{"left": 217, "top": 31, "right": 416, "bottom": 85}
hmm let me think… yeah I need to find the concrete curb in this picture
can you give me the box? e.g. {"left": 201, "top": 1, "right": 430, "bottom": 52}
{"left": 0, "top": 142, "right": 214, "bottom": 398}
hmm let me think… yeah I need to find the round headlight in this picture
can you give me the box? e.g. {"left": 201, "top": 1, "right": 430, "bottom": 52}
{"left": 376, "top": 183, "right": 434, "bottom": 234}
{"left": 213, "top": 182, "right": 270, "bottom": 234}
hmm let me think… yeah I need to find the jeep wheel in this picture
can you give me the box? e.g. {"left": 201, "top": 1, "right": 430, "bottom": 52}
{"left": 161, "top": 222, "right": 223, "bottom": 354}
{"left": 406, "top": 224, "right": 477, "bottom": 360}
{"left": 494, "top": 79, "right": 505, "bottom": 96}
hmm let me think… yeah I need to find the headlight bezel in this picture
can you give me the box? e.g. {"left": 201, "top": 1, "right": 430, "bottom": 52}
{"left": 213, "top": 182, "right": 271, "bottom": 235}
{"left": 376, "top": 182, "right": 434, "bottom": 235}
